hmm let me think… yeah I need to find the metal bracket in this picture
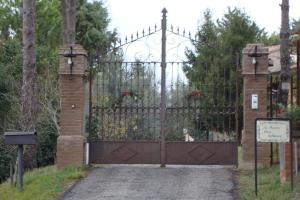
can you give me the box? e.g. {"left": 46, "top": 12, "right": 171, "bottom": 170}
{"left": 248, "top": 45, "right": 262, "bottom": 78}
{"left": 63, "top": 46, "right": 76, "bottom": 79}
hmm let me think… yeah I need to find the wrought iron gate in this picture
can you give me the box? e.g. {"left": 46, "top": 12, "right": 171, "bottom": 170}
{"left": 88, "top": 9, "right": 239, "bottom": 166}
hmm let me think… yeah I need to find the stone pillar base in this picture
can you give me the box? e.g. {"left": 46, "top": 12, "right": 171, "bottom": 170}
{"left": 57, "top": 135, "right": 86, "bottom": 169}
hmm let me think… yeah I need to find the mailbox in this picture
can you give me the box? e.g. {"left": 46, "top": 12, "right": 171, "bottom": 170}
{"left": 4, "top": 131, "right": 37, "bottom": 191}
{"left": 4, "top": 132, "right": 37, "bottom": 145}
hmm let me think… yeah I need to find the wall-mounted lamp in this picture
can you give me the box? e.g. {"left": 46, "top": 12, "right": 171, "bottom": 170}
{"left": 248, "top": 45, "right": 262, "bottom": 78}
{"left": 63, "top": 46, "right": 76, "bottom": 78}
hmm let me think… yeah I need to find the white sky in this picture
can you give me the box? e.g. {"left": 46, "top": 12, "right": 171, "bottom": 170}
{"left": 104, "top": 0, "right": 300, "bottom": 36}
{"left": 96, "top": 0, "right": 300, "bottom": 86}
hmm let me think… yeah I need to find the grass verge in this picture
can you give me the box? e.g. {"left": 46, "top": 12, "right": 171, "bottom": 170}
{"left": 0, "top": 165, "right": 87, "bottom": 200}
{"left": 239, "top": 165, "right": 300, "bottom": 200}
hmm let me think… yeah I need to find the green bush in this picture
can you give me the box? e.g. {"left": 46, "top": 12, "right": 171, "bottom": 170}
{"left": 36, "top": 121, "right": 58, "bottom": 167}
{"left": 0, "top": 137, "right": 16, "bottom": 183}
{"left": 286, "top": 106, "right": 300, "bottom": 123}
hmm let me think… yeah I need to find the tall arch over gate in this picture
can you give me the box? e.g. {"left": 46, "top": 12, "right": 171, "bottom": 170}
{"left": 88, "top": 9, "right": 239, "bottom": 166}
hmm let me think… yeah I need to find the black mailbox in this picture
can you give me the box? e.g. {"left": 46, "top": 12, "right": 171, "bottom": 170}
{"left": 4, "top": 132, "right": 37, "bottom": 145}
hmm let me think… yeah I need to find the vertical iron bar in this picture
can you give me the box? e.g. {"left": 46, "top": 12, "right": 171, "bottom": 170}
{"left": 88, "top": 59, "right": 92, "bottom": 140}
{"left": 170, "top": 63, "right": 174, "bottom": 137}
{"left": 125, "top": 62, "right": 128, "bottom": 139}
{"left": 235, "top": 53, "right": 240, "bottom": 144}
{"left": 270, "top": 75, "right": 273, "bottom": 166}
{"left": 297, "top": 40, "right": 300, "bottom": 106}
{"left": 147, "top": 64, "right": 150, "bottom": 140}
{"left": 160, "top": 8, "right": 167, "bottom": 167}
{"left": 291, "top": 75, "right": 294, "bottom": 106}
{"left": 136, "top": 63, "right": 140, "bottom": 138}
{"left": 223, "top": 60, "right": 226, "bottom": 139}
{"left": 118, "top": 62, "right": 123, "bottom": 139}
{"left": 154, "top": 63, "right": 157, "bottom": 139}
{"left": 291, "top": 123, "right": 294, "bottom": 191}
{"left": 254, "top": 120, "right": 258, "bottom": 196}
{"left": 141, "top": 63, "right": 145, "bottom": 137}
{"left": 217, "top": 59, "right": 220, "bottom": 140}
{"left": 130, "top": 63, "right": 133, "bottom": 139}
{"left": 229, "top": 63, "right": 232, "bottom": 139}
{"left": 101, "top": 62, "right": 104, "bottom": 139}
{"left": 113, "top": 63, "right": 117, "bottom": 138}
{"left": 176, "top": 63, "right": 178, "bottom": 138}
{"left": 270, "top": 75, "right": 273, "bottom": 117}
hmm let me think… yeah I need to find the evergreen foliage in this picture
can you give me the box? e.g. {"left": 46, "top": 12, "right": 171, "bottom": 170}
{"left": 0, "top": 0, "right": 116, "bottom": 183}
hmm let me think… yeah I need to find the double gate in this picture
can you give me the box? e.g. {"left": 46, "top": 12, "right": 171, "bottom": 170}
{"left": 88, "top": 9, "right": 239, "bottom": 166}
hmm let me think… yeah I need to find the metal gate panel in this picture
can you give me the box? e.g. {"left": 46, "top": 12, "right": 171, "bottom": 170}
{"left": 166, "top": 142, "right": 238, "bottom": 165}
{"left": 89, "top": 141, "right": 237, "bottom": 165}
{"left": 89, "top": 141, "right": 160, "bottom": 164}
{"left": 88, "top": 9, "right": 240, "bottom": 166}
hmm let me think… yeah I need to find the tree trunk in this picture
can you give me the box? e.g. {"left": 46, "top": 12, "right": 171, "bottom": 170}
{"left": 22, "top": 0, "right": 37, "bottom": 169}
{"left": 279, "top": 0, "right": 290, "bottom": 183}
{"left": 61, "top": 0, "right": 76, "bottom": 45}
{"left": 279, "top": 0, "right": 290, "bottom": 106}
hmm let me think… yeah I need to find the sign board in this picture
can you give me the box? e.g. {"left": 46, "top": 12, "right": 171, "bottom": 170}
{"left": 256, "top": 119, "right": 290, "bottom": 143}
{"left": 254, "top": 118, "right": 293, "bottom": 196}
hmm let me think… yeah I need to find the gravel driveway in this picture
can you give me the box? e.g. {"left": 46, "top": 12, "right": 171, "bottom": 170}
{"left": 60, "top": 165, "right": 238, "bottom": 200}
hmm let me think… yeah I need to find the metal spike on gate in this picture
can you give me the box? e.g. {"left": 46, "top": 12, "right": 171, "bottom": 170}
{"left": 125, "top": 36, "right": 128, "bottom": 44}
{"left": 171, "top": 25, "right": 173, "bottom": 32}
{"left": 119, "top": 38, "right": 122, "bottom": 46}
{"left": 189, "top": 32, "right": 191, "bottom": 39}
{"left": 177, "top": 27, "right": 179, "bottom": 34}
{"left": 155, "top": 24, "right": 157, "bottom": 31}
{"left": 183, "top": 29, "right": 185, "bottom": 36}
{"left": 149, "top": 26, "right": 151, "bottom": 34}
{"left": 136, "top": 31, "right": 139, "bottom": 39}
{"left": 131, "top": 34, "right": 133, "bottom": 41}
{"left": 142, "top": 29, "right": 145, "bottom": 37}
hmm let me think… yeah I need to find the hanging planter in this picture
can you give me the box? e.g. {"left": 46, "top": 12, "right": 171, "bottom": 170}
{"left": 122, "top": 91, "right": 134, "bottom": 97}
{"left": 187, "top": 90, "right": 201, "bottom": 100}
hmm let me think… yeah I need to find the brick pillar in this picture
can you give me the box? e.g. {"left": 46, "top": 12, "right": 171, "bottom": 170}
{"left": 241, "top": 44, "right": 271, "bottom": 169}
{"left": 57, "top": 45, "right": 87, "bottom": 169}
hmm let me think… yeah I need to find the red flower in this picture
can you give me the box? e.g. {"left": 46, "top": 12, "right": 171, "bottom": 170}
{"left": 193, "top": 90, "right": 200, "bottom": 97}
{"left": 122, "top": 91, "right": 133, "bottom": 97}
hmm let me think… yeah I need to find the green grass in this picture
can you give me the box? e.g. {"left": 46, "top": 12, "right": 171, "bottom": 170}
{"left": 239, "top": 165, "right": 300, "bottom": 200}
{"left": 0, "top": 165, "right": 87, "bottom": 200}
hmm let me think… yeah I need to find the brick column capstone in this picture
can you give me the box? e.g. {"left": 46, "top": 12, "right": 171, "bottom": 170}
{"left": 57, "top": 44, "right": 87, "bottom": 169}
{"left": 241, "top": 44, "right": 271, "bottom": 169}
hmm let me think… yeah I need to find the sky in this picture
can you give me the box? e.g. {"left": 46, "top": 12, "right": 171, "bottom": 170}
{"left": 104, "top": 0, "right": 300, "bottom": 36}
{"left": 98, "top": 0, "right": 300, "bottom": 84}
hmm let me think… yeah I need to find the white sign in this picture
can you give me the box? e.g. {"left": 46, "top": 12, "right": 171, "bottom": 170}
{"left": 251, "top": 94, "right": 258, "bottom": 109}
{"left": 256, "top": 120, "right": 290, "bottom": 143}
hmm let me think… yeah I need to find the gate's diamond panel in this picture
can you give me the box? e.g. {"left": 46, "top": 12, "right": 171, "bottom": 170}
{"left": 188, "top": 145, "right": 214, "bottom": 162}
{"left": 111, "top": 145, "right": 137, "bottom": 162}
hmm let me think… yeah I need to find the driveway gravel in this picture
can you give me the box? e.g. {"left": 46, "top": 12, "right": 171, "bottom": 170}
{"left": 61, "top": 165, "right": 237, "bottom": 200}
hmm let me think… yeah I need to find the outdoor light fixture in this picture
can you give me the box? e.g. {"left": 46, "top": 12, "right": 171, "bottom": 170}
{"left": 63, "top": 46, "right": 76, "bottom": 78}
{"left": 252, "top": 57, "right": 257, "bottom": 65}
{"left": 248, "top": 45, "right": 262, "bottom": 78}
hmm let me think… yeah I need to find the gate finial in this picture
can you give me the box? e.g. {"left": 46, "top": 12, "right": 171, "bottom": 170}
{"left": 162, "top": 8, "right": 168, "bottom": 15}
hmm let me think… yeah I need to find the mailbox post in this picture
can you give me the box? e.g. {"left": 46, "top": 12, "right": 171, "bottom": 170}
{"left": 4, "top": 132, "right": 36, "bottom": 191}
